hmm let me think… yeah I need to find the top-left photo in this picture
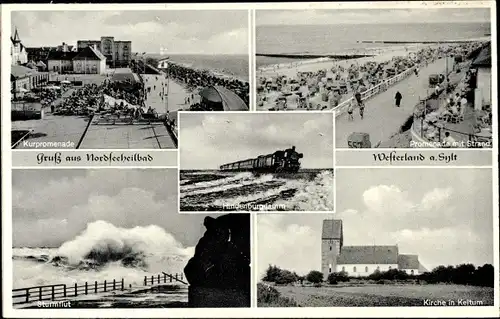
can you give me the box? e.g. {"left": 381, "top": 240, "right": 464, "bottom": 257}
{"left": 10, "top": 10, "right": 250, "bottom": 149}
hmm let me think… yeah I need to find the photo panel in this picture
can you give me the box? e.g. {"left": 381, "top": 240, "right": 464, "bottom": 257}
{"left": 178, "top": 111, "right": 334, "bottom": 212}
{"left": 257, "top": 168, "right": 494, "bottom": 307}
{"left": 11, "top": 169, "right": 251, "bottom": 308}
{"left": 255, "top": 8, "right": 492, "bottom": 149}
{"left": 10, "top": 10, "right": 250, "bottom": 150}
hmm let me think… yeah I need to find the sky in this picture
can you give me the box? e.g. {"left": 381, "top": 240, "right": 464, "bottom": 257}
{"left": 256, "top": 8, "right": 491, "bottom": 26}
{"left": 11, "top": 10, "right": 248, "bottom": 54}
{"left": 12, "top": 169, "right": 221, "bottom": 248}
{"left": 179, "top": 112, "right": 334, "bottom": 169}
{"left": 257, "top": 168, "right": 493, "bottom": 277}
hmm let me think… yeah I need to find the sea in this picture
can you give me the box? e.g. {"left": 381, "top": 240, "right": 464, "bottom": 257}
{"left": 147, "top": 54, "right": 249, "bottom": 82}
{"left": 256, "top": 22, "right": 491, "bottom": 67}
{"left": 180, "top": 169, "right": 334, "bottom": 211}
{"left": 12, "top": 220, "right": 193, "bottom": 307}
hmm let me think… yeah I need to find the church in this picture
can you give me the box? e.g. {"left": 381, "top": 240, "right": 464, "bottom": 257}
{"left": 321, "top": 219, "right": 426, "bottom": 278}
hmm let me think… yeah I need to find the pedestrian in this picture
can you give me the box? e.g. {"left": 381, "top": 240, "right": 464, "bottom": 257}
{"left": 442, "top": 132, "right": 456, "bottom": 148}
{"left": 395, "top": 91, "right": 402, "bottom": 107}
{"left": 347, "top": 101, "right": 354, "bottom": 121}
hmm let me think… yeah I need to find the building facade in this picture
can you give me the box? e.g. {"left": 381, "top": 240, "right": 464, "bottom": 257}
{"left": 471, "top": 44, "right": 492, "bottom": 111}
{"left": 47, "top": 45, "right": 106, "bottom": 74}
{"left": 321, "top": 219, "right": 423, "bottom": 279}
{"left": 11, "top": 28, "right": 28, "bottom": 65}
{"left": 11, "top": 65, "right": 49, "bottom": 99}
{"left": 77, "top": 37, "right": 131, "bottom": 67}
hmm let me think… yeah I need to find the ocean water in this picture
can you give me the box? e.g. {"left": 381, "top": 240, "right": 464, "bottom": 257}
{"left": 148, "top": 54, "right": 249, "bottom": 81}
{"left": 256, "top": 22, "right": 491, "bottom": 67}
{"left": 180, "top": 169, "right": 334, "bottom": 211}
{"left": 12, "top": 221, "right": 193, "bottom": 291}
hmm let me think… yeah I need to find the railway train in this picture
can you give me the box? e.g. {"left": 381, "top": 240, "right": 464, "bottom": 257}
{"left": 220, "top": 146, "right": 303, "bottom": 173}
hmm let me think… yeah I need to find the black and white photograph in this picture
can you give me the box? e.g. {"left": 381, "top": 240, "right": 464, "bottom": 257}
{"left": 12, "top": 169, "right": 250, "bottom": 308}
{"left": 178, "top": 112, "right": 334, "bottom": 212}
{"left": 10, "top": 10, "right": 249, "bottom": 149}
{"left": 255, "top": 8, "right": 492, "bottom": 149}
{"left": 257, "top": 168, "right": 494, "bottom": 307}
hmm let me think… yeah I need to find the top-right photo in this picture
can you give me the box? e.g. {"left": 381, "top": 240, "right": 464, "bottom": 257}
{"left": 256, "top": 8, "right": 492, "bottom": 149}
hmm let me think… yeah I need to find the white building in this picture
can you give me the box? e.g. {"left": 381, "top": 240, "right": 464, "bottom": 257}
{"left": 72, "top": 45, "right": 106, "bottom": 74}
{"left": 11, "top": 28, "right": 28, "bottom": 65}
{"left": 321, "top": 220, "right": 423, "bottom": 279}
{"left": 471, "top": 44, "right": 491, "bottom": 111}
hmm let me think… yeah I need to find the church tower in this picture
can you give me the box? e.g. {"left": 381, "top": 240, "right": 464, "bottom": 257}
{"left": 321, "top": 219, "right": 343, "bottom": 279}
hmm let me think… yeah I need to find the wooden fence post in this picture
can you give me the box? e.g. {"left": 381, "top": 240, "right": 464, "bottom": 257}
{"left": 52, "top": 286, "right": 55, "bottom": 300}
{"left": 121, "top": 278, "right": 124, "bottom": 291}
{"left": 158, "top": 274, "right": 160, "bottom": 284}
{"left": 64, "top": 284, "right": 67, "bottom": 297}
{"left": 170, "top": 274, "right": 172, "bottom": 282}
{"left": 75, "top": 283, "right": 78, "bottom": 297}
{"left": 95, "top": 281, "right": 98, "bottom": 293}
{"left": 151, "top": 275, "right": 153, "bottom": 285}
{"left": 85, "top": 282, "right": 88, "bottom": 295}
{"left": 39, "top": 287, "right": 42, "bottom": 301}
{"left": 104, "top": 280, "right": 107, "bottom": 292}
{"left": 175, "top": 273, "right": 178, "bottom": 281}
{"left": 26, "top": 288, "right": 30, "bottom": 303}
{"left": 164, "top": 273, "right": 166, "bottom": 283}
{"left": 144, "top": 276, "right": 147, "bottom": 286}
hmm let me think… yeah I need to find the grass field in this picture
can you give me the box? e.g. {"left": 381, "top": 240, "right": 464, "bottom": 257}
{"left": 261, "top": 284, "right": 494, "bottom": 307}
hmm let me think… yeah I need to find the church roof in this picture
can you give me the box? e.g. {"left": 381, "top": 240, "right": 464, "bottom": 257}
{"left": 337, "top": 245, "right": 399, "bottom": 264}
{"left": 322, "top": 219, "right": 342, "bottom": 239}
{"left": 397, "top": 254, "right": 420, "bottom": 269}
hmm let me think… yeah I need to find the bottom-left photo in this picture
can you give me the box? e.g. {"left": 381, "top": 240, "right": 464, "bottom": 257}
{"left": 11, "top": 169, "right": 251, "bottom": 308}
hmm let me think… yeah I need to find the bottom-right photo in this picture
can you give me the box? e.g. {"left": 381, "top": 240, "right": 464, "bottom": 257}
{"left": 257, "top": 168, "right": 494, "bottom": 307}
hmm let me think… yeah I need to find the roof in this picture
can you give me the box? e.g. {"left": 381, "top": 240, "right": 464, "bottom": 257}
{"left": 322, "top": 219, "right": 342, "bottom": 239}
{"left": 337, "top": 245, "right": 399, "bottom": 264}
{"left": 47, "top": 50, "right": 78, "bottom": 61}
{"left": 471, "top": 44, "right": 491, "bottom": 68}
{"left": 397, "top": 254, "right": 420, "bottom": 269}
{"left": 11, "top": 65, "right": 37, "bottom": 79}
{"left": 73, "top": 46, "right": 106, "bottom": 61}
{"left": 214, "top": 86, "right": 249, "bottom": 111}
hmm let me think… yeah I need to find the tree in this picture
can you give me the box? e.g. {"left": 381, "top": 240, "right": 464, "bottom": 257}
{"left": 306, "top": 270, "right": 323, "bottom": 284}
{"left": 327, "top": 271, "right": 349, "bottom": 285}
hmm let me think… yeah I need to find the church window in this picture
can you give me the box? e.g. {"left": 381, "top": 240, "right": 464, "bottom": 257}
{"left": 365, "top": 266, "right": 368, "bottom": 273}
{"left": 353, "top": 266, "right": 356, "bottom": 272}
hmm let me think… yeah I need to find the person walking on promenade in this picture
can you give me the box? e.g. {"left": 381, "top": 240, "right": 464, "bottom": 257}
{"left": 354, "top": 92, "right": 364, "bottom": 119}
{"left": 395, "top": 91, "right": 402, "bottom": 107}
{"left": 347, "top": 101, "right": 354, "bottom": 121}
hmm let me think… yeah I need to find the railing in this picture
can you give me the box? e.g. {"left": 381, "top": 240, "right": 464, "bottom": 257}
{"left": 144, "top": 272, "right": 187, "bottom": 286}
{"left": 333, "top": 65, "right": 417, "bottom": 117}
{"left": 12, "top": 272, "right": 186, "bottom": 306}
{"left": 12, "top": 278, "right": 125, "bottom": 305}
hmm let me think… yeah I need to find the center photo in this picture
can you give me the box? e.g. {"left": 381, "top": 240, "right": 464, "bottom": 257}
{"left": 178, "top": 112, "right": 334, "bottom": 212}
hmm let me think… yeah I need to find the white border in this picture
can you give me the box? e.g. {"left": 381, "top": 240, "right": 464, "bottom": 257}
{"left": 176, "top": 110, "right": 335, "bottom": 214}
{"left": 2, "top": 1, "right": 498, "bottom": 318}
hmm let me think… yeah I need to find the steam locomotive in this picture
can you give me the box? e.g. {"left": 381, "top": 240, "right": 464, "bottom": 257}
{"left": 219, "top": 146, "right": 303, "bottom": 173}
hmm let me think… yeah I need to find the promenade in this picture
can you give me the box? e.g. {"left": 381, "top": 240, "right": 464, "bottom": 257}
{"left": 335, "top": 58, "right": 448, "bottom": 148}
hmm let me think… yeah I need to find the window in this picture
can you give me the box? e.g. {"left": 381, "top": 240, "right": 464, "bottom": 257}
{"left": 365, "top": 266, "right": 368, "bottom": 273}
{"left": 353, "top": 266, "right": 356, "bottom": 272}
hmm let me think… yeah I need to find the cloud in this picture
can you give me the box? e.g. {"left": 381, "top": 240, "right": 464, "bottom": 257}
{"left": 256, "top": 8, "right": 491, "bottom": 25}
{"left": 180, "top": 113, "right": 333, "bottom": 169}
{"left": 11, "top": 10, "right": 248, "bottom": 54}
{"left": 257, "top": 215, "right": 319, "bottom": 277}
{"left": 12, "top": 170, "right": 210, "bottom": 248}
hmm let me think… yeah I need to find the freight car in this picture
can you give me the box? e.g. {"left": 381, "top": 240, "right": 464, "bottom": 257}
{"left": 220, "top": 146, "right": 303, "bottom": 173}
